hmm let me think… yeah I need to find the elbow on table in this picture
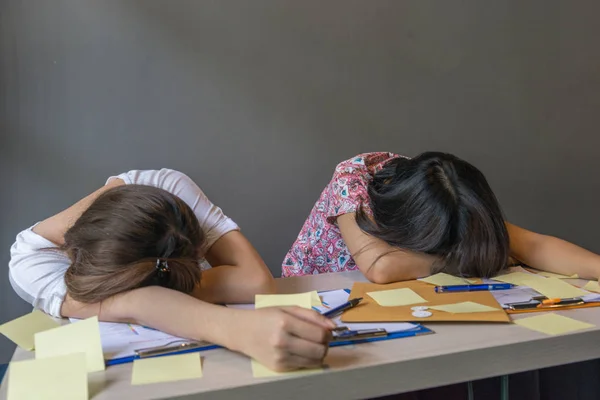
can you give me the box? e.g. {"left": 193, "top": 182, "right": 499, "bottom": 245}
{"left": 362, "top": 260, "right": 421, "bottom": 285}
{"left": 249, "top": 269, "right": 277, "bottom": 295}
{"left": 363, "top": 265, "right": 398, "bottom": 285}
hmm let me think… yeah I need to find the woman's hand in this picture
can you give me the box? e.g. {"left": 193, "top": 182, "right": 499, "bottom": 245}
{"left": 234, "top": 307, "right": 335, "bottom": 372}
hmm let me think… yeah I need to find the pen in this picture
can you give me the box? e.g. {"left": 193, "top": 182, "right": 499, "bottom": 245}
{"left": 539, "top": 298, "right": 584, "bottom": 307}
{"left": 435, "top": 283, "right": 514, "bottom": 293}
{"left": 322, "top": 297, "right": 363, "bottom": 318}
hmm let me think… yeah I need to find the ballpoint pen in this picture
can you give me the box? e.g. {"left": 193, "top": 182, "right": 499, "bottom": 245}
{"left": 434, "top": 283, "right": 514, "bottom": 293}
{"left": 322, "top": 297, "right": 363, "bottom": 318}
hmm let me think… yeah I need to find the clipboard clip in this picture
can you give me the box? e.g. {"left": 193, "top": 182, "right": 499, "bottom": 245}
{"left": 134, "top": 340, "right": 211, "bottom": 358}
{"left": 331, "top": 326, "right": 388, "bottom": 342}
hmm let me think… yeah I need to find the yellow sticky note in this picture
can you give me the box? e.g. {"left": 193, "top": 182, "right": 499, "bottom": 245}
{"left": 430, "top": 301, "right": 499, "bottom": 313}
{"left": 132, "top": 353, "right": 203, "bottom": 385}
{"left": 35, "top": 316, "right": 105, "bottom": 372}
{"left": 310, "top": 291, "right": 322, "bottom": 307}
{"left": 367, "top": 288, "right": 427, "bottom": 307}
{"left": 255, "top": 292, "right": 312, "bottom": 309}
{"left": 525, "top": 277, "right": 587, "bottom": 299}
{"left": 492, "top": 272, "right": 544, "bottom": 286}
{"left": 420, "top": 273, "right": 476, "bottom": 286}
{"left": 514, "top": 313, "right": 595, "bottom": 335}
{"left": 7, "top": 352, "right": 88, "bottom": 400}
{"left": 251, "top": 359, "right": 323, "bottom": 378}
{"left": 536, "top": 271, "right": 579, "bottom": 279}
{"left": 583, "top": 281, "right": 600, "bottom": 293}
{"left": 0, "top": 310, "right": 59, "bottom": 351}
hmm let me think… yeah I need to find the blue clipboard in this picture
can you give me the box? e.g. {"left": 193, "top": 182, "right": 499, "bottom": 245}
{"left": 329, "top": 324, "right": 433, "bottom": 347}
{"left": 106, "top": 342, "right": 221, "bottom": 366}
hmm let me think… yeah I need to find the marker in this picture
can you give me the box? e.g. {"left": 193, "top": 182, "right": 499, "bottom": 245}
{"left": 322, "top": 298, "right": 363, "bottom": 318}
{"left": 435, "top": 283, "right": 514, "bottom": 293}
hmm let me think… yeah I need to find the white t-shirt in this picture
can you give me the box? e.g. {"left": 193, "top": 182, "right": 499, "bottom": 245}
{"left": 8, "top": 169, "right": 239, "bottom": 317}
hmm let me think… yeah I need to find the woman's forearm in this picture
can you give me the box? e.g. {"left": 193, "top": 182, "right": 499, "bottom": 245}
{"left": 507, "top": 222, "right": 600, "bottom": 279}
{"left": 62, "top": 286, "right": 243, "bottom": 350}
{"left": 195, "top": 265, "right": 276, "bottom": 304}
{"left": 521, "top": 235, "right": 600, "bottom": 279}
{"left": 33, "top": 179, "right": 125, "bottom": 245}
{"left": 366, "top": 252, "right": 435, "bottom": 284}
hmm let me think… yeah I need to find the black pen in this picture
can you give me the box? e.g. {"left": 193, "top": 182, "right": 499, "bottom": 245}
{"left": 322, "top": 297, "right": 363, "bottom": 318}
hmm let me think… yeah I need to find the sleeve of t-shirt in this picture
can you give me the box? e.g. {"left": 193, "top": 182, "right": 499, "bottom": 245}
{"left": 323, "top": 152, "right": 402, "bottom": 224}
{"left": 324, "top": 155, "right": 373, "bottom": 224}
{"left": 106, "top": 169, "right": 239, "bottom": 254}
{"left": 8, "top": 227, "right": 70, "bottom": 317}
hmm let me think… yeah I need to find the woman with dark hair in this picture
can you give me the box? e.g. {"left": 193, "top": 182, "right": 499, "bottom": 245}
{"left": 283, "top": 152, "right": 600, "bottom": 283}
{"left": 10, "top": 169, "right": 334, "bottom": 372}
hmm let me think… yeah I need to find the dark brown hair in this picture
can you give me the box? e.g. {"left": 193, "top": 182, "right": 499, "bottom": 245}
{"left": 356, "top": 152, "right": 510, "bottom": 278}
{"left": 62, "top": 184, "right": 204, "bottom": 303}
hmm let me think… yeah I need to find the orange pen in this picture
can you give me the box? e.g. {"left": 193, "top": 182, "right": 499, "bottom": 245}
{"left": 537, "top": 298, "right": 583, "bottom": 308}
{"left": 541, "top": 298, "right": 563, "bottom": 305}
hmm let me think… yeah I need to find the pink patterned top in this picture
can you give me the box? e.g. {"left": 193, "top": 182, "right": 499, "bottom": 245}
{"left": 282, "top": 152, "right": 404, "bottom": 277}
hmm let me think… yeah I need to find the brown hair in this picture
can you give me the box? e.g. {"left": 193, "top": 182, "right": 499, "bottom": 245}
{"left": 62, "top": 184, "right": 204, "bottom": 303}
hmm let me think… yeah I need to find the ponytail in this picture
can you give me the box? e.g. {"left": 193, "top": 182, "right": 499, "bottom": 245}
{"left": 62, "top": 184, "right": 204, "bottom": 304}
{"left": 65, "top": 256, "right": 201, "bottom": 303}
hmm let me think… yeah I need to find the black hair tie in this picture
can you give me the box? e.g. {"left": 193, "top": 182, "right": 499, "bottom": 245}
{"left": 155, "top": 258, "right": 171, "bottom": 282}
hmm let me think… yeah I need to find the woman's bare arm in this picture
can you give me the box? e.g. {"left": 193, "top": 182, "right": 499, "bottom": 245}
{"left": 507, "top": 222, "right": 600, "bottom": 279}
{"left": 194, "top": 231, "right": 276, "bottom": 303}
{"left": 32, "top": 179, "right": 125, "bottom": 245}
{"left": 337, "top": 213, "right": 436, "bottom": 283}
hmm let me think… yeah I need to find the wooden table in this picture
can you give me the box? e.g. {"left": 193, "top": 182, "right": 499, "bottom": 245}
{"left": 2, "top": 271, "right": 600, "bottom": 400}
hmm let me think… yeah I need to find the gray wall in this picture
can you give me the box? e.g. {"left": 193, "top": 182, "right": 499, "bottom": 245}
{"left": 1, "top": 0, "right": 599, "bottom": 363}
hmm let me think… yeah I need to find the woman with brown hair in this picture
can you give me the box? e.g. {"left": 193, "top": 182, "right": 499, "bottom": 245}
{"left": 9, "top": 169, "right": 333, "bottom": 371}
